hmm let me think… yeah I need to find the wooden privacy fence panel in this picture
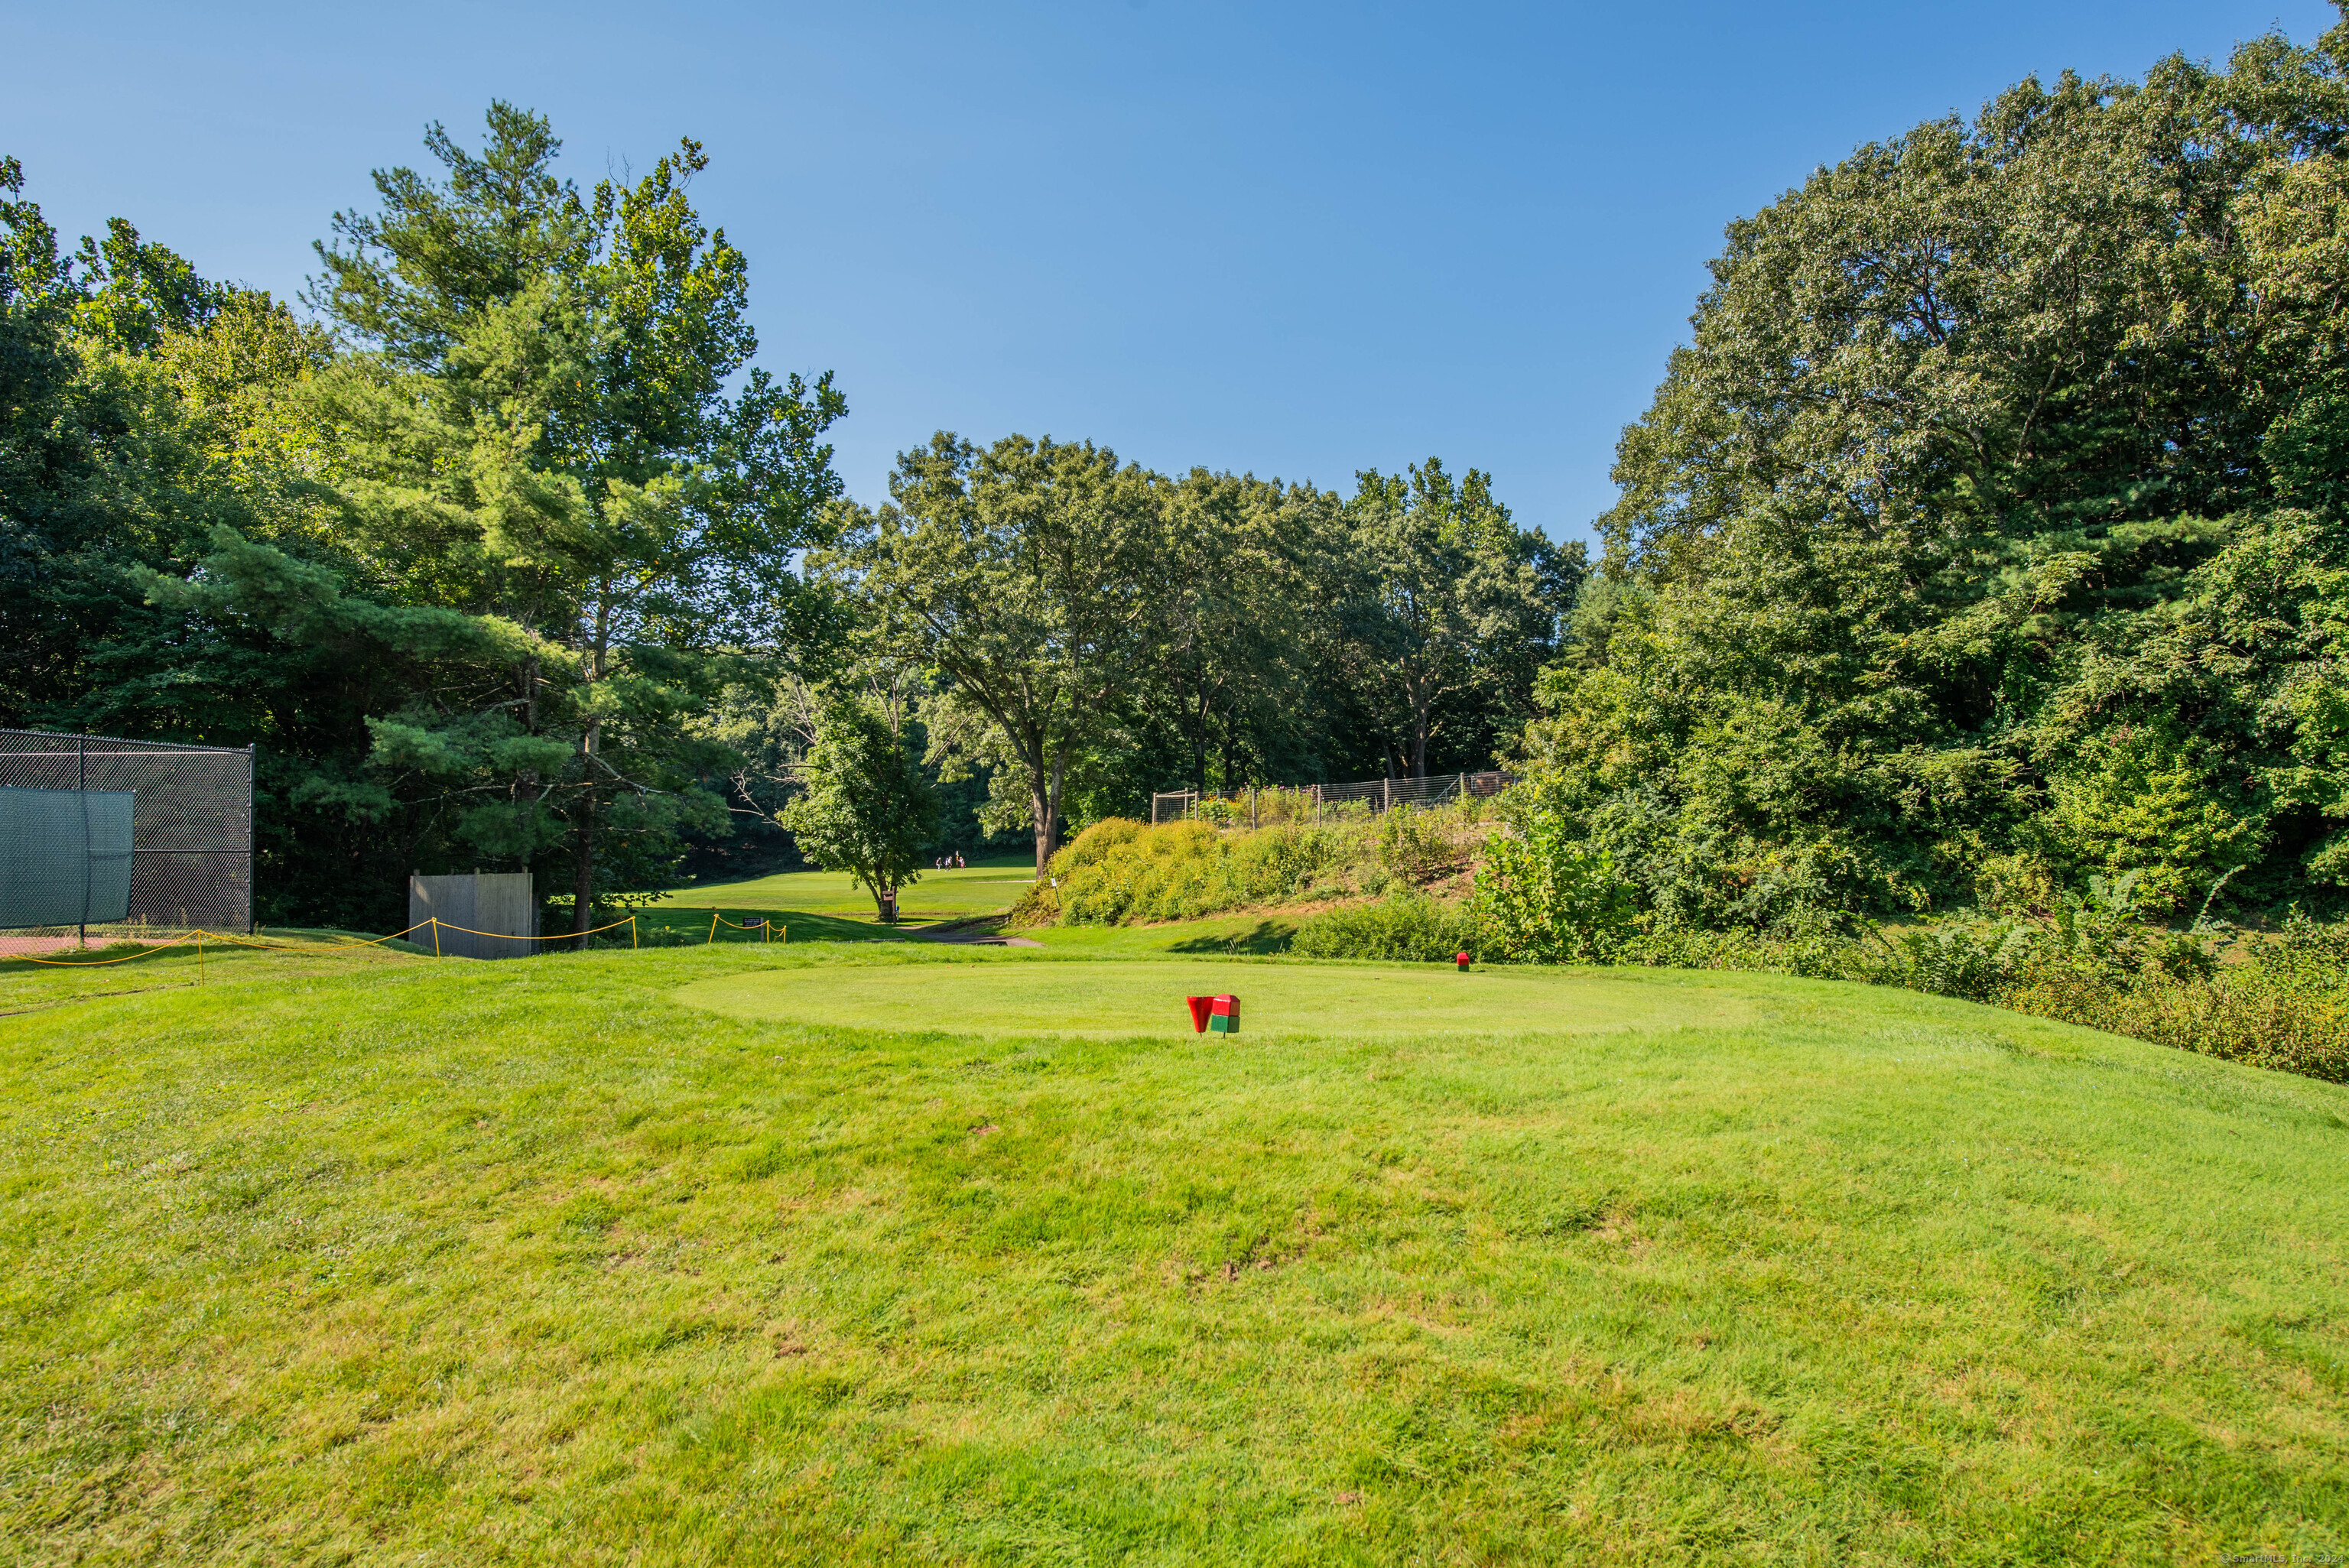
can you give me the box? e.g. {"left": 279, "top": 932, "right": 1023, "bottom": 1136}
{"left": 408, "top": 872, "right": 538, "bottom": 959}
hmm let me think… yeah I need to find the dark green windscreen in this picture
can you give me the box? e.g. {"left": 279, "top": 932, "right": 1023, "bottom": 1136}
{"left": 0, "top": 787, "right": 133, "bottom": 927}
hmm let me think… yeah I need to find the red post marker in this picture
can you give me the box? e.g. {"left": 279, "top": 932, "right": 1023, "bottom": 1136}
{"left": 1455, "top": 951, "right": 1472, "bottom": 972}
{"left": 1185, "top": 995, "right": 1213, "bottom": 1033}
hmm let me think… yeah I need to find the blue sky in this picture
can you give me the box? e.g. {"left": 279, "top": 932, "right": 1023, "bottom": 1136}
{"left": 5, "top": 1, "right": 2337, "bottom": 544}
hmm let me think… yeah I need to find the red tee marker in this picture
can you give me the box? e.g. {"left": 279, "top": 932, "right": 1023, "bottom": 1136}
{"left": 1185, "top": 995, "right": 1213, "bottom": 1033}
{"left": 1455, "top": 951, "right": 1472, "bottom": 971}
{"left": 1209, "top": 995, "right": 1238, "bottom": 1034}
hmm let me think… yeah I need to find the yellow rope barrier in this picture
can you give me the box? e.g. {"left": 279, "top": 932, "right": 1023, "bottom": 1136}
{"left": 707, "top": 911, "right": 781, "bottom": 943}
{"left": 3, "top": 913, "right": 642, "bottom": 968}
{"left": 198, "top": 920, "right": 435, "bottom": 953}
{"left": 427, "top": 915, "right": 639, "bottom": 940}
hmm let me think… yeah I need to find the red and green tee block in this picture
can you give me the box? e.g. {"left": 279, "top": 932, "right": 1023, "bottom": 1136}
{"left": 1184, "top": 995, "right": 1239, "bottom": 1034}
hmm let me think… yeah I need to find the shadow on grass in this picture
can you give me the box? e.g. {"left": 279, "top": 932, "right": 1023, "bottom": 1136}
{"left": 1166, "top": 920, "right": 1296, "bottom": 956}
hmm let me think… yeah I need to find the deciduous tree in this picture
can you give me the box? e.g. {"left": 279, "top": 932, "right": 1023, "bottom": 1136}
{"left": 775, "top": 697, "right": 939, "bottom": 920}
{"left": 840, "top": 434, "right": 1160, "bottom": 875}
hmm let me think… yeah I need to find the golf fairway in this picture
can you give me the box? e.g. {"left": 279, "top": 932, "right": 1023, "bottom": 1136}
{"left": 674, "top": 956, "right": 1764, "bottom": 1039}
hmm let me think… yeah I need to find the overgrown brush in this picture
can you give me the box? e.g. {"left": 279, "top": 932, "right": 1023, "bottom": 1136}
{"left": 1013, "top": 818, "right": 1351, "bottom": 925}
{"left": 1015, "top": 807, "right": 1488, "bottom": 927}
{"left": 1464, "top": 810, "right": 2349, "bottom": 1080}
{"left": 1614, "top": 904, "right": 2349, "bottom": 1084}
{"left": 2000, "top": 917, "right": 2349, "bottom": 1082}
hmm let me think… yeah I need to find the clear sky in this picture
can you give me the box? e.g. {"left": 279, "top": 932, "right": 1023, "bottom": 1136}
{"left": 4, "top": 1, "right": 2338, "bottom": 543}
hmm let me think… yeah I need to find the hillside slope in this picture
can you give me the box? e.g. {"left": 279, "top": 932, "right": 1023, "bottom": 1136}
{"left": 2, "top": 939, "right": 2344, "bottom": 1563}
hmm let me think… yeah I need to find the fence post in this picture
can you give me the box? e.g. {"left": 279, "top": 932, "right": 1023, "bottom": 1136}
{"left": 245, "top": 743, "right": 257, "bottom": 934}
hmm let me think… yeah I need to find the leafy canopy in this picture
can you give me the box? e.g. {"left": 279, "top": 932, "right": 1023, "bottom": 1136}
{"left": 775, "top": 699, "right": 939, "bottom": 919}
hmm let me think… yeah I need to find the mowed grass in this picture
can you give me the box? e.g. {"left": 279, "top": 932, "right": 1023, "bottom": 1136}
{"left": 679, "top": 960, "right": 1766, "bottom": 1040}
{"left": 2, "top": 938, "right": 2347, "bottom": 1563}
{"left": 642, "top": 856, "right": 1037, "bottom": 926}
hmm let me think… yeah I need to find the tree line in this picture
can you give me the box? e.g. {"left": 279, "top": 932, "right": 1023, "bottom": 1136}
{"left": 0, "top": 105, "right": 1578, "bottom": 926}
{"left": 28, "top": 6, "right": 2335, "bottom": 940}
{"left": 1518, "top": 11, "right": 2349, "bottom": 929}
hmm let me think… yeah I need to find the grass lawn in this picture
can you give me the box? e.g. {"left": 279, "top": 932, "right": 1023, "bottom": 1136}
{"left": 639, "top": 856, "right": 1038, "bottom": 930}
{"left": 3, "top": 935, "right": 2347, "bottom": 1563}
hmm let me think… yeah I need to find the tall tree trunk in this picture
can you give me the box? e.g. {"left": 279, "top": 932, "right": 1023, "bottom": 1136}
{"left": 1190, "top": 683, "right": 1210, "bottom": 797}
{"left": 572, "top": 592, "right": 611, "bottom": 947}
{"left": 1033, "top": 749, "right": 1070, "bottom": 877}
{"left": 1031, "top": 780, "right": 1053, "bottom": 878}
{"left": 571, "top": 771, "right": 596, "bottom": 947}
{"left": 518, "top": 655, "right": 541, "bottom": 862}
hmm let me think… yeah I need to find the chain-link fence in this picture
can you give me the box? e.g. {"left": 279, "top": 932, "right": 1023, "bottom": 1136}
{"left": 0, "top": 729, "right": 254, "bottom": 944}
{"left": 1150, "top": 771, "right": 1512, "bottom": 827}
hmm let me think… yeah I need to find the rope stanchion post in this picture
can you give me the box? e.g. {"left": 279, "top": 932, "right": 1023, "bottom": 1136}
{"left": 632, "top": 915, "right": 638, "bottom": 950}
{"left": 431, "top": 918, "right": 441, "bottom": 959}
{"left": 708, "top": 911, "right": 719, "bottom": 946}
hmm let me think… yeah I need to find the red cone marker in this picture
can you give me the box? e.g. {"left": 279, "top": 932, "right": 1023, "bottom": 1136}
{"left": 1185, "top": 995, "right": 1213, "bottom": 1033}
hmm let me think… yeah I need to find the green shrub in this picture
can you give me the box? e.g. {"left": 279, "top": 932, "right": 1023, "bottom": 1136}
{"left": 1291, "top": 893, "right": 1479, "bottom": 963}
{"left": 1616, "top": 919, "right": 1878, "bottom": 983}
{"left": 1471, "top": 813, "right": 1637, "bottom": 963}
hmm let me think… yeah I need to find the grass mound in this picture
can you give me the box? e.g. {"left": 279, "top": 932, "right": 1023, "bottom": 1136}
{"left": 677, "top": 957, "right": 1756, "bottom": 1040}
{"left": 2, "top": 939, "right": 2345, "bottom": 1561}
